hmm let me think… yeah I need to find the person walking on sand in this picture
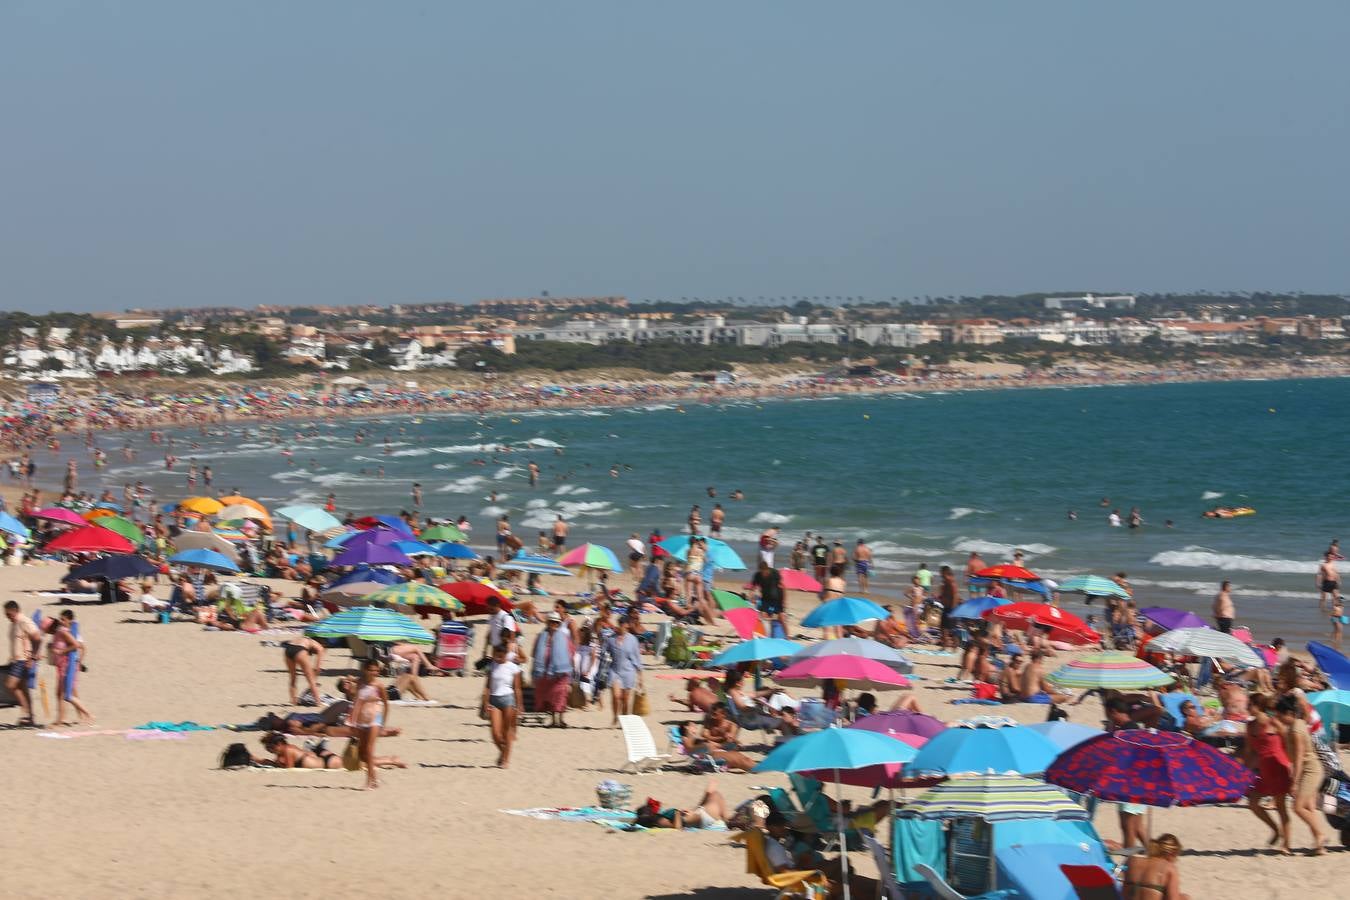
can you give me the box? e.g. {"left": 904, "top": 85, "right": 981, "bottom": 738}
{"left": 45, "top": 609, "right": 93, "bottom": 726}
{"left": 281, "top": 637, "right": 326, "bottom": 705}
{"left": 533, "top": 612, "right": 574, "bottom": 728}
{"left": 347, "top": 658, "right": 392, "bottom": 790}
{"left": 1317, "top": 551, "right": 1340, "bottom": 611}
{"left": 5, "top": 601, "right": 41, "bottom": 727}
{"left": 1275, "top": 694, "right": 1329, "bottom": 854}
{"left": 1244, "top": 693, "right": 1292, "bottom": 853}
{"left": 1213, "top": 581, "right": 1235, "bottom": 633}
{"left": 481, "top": 644, "right": 522, "bottom": 767}
{"left": 853, "top": 539, "right": 873, "bottom": 593}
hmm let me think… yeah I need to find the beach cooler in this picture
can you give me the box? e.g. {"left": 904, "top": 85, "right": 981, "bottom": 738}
{"left": 436, "top": 621, "right": 472, "bottom": 675}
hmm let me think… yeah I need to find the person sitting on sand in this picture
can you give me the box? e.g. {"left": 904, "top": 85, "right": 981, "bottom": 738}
{"left": 1122, "top": 833, "right": 1189, "bottom": 900}
{"left": 673, "top": 677, "right": 719, "bottom": 713}
{"left": 1177, "top": 699, "right": 1218, "bottom": 737}
{"left": 700, "top": 702, "right": 740, "bottom": 749}
{"left": 1021, "top": 650, "right": 1072, "bottom": 704}
{"left": 999, "top": 653, "right": 1027, "bottom": 702}
{"left": 873, "top": 605, "right": 909, "bottom": 648}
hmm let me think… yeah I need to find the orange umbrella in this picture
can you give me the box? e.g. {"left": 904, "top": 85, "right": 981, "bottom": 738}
{"left": 83, "top": 508, "right": 117, "bottom": 521}
{"left": 217, "top": 495, "right": 267, "bottom": 516}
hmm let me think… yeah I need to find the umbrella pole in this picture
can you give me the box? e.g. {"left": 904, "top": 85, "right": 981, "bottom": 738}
{"left": 836, "top": 767, "right": 850, "bottom": 900}
{"left": 988, "top": 824, "right": 997, "bottom": 891}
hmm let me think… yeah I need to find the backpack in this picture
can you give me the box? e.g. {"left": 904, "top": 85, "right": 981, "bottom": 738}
{"left": 220, "top": 742, "right": 253, "bottom": 770}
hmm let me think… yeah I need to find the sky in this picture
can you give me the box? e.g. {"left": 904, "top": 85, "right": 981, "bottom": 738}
{"left": 2, "top": 2, "right": 1349, "bottom": 313}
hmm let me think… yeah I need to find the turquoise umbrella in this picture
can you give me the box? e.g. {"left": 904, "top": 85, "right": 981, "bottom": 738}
{"left": 708, "top": 637, "right": 803, "bottom": 667}
{"left": 306, "top": 606, "right": 434, "bottom": 644}
{"left": 801, "top": 596, "right": 888, "bottom": 628}
{"left": 754, "top": 728, "right": 917, "bottom": 900}
{"left": 656, "top": 535, "right": 747, "bottom": 570}
{"left": 1058, "top": 575, "right": 1131, "bottom": 600}
{"left": 1308, "top": 689, "right": 1350, "bottom": 743}
{"left": 275, "top": 505, "right": 343, "bottom": 533}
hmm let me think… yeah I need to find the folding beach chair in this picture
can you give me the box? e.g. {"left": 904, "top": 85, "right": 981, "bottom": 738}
{"left": 741, "top": 828, "right": 830, "bottom": 899}
{"left": 618, "top": 714, "right": 670, "bottom": 773}
{"left": 862, "top": 832, "right": 908, "bottom": 900}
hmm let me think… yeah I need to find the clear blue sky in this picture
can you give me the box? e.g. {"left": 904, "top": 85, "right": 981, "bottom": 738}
{"left": 3, "top": 2, "right": 1348, "bottom": 312}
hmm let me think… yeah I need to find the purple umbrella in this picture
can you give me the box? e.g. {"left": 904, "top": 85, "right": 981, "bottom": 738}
{"left": 341, "top": 529, "right": 404, "bottom": 550}
{"left": 1139, "top": 607, "right": 1208, "bottom": 632}
{"left": 330, "top": 543, "right": 413, "bottom": 568}
{"left": 848, "top": 710, "right": 947, "bottom": 741}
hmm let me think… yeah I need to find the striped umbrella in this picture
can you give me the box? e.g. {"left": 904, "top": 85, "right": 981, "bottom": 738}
{"left": 897, "top": 773, "right": 1087, "bottom": 823}
{"left": 558, "top": 542, "right": 622, "bottom": 572}
{"left": 1058, "top": 575, "right": 1131, "bottom": 600}
{"left": 1046, "top": 652, "right": 1174, "bottom": 689}
{"left": 363, "top": 583, "right": 463, "bottom": 612}
{"left": 498, "top": 553, "right": 572, "bottom": 576}
{"left": 1146, "top": 627, "right": 1265, "bottom": 667}
{"left": 306, "top": 606, "right": 434, "bottom": 644}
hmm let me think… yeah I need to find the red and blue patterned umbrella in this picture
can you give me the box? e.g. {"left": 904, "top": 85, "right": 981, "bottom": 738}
{"left": 1045, "top": 729, "right": 1252, "bottom": 807}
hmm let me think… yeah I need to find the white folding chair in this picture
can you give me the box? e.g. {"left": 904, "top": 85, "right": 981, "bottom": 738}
{"left": 618, "top": 714, "right": 670, "bottom": 773}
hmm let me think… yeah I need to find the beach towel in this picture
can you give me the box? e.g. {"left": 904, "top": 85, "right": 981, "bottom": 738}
{"left": 951, "top": 698, "right": 1002, "bottom": 706}
{"left": 503, "top": 806, "right": 637, "bottom": 823}
{"left": 132, "top": 721, "right": 218, "bottom": 732}
{"left": 125, "top": 730, "right": 188, "bottom": 741}
{"left": 389, "top": 699, "right": 442, "bottom": 707}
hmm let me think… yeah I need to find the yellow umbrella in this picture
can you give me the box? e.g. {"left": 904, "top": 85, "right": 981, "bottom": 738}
{"left": 217, "top": 495, "right": 268, "bottom": 517}
{"left": 179, "top": 497, "right": 224, "bottom": 516}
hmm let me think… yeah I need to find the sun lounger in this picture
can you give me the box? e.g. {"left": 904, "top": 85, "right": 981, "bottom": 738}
{"left": 618, "top": 714, "right": 670, "bottom": 773}
{"left": 740, "top": 827, "right": 830, "bottom": 898}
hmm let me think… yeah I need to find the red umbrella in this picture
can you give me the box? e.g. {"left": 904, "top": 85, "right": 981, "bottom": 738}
{"left": 438, "top": 581, "right": 511, "bottom": 615}
{"left": 984, "top": 602, "right": 1097, "bottom": 645}
{"left": 975, "top": 564, "right": 1040, "bottom": 581}
{"left": 45, "top": 526, "right": 135, "bottom": 554}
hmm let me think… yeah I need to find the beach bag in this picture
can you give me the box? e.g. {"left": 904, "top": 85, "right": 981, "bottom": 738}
{"left": 568, "top": 681, "right": 587, "bottom": 709}
{"left": 633, "top": 689, "right": 650, "bottom": 716}
{"left": 342, "top": 740, "right": 362, "bottom": 771}
{"left": 219, "top": 742, "right": 253, "bottom": 770}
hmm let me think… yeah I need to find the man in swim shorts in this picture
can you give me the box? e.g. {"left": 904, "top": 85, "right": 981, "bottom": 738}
{"left": 853, "top": 539, "right": 872, "bottom": 592}
{"left": 1317, "top": 551, "right": 1340, "bottom": 611}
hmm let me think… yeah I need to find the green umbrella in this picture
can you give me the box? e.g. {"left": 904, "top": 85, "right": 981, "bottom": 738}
{"left": 364, "top": 583, "right": 464, "bottom": 613}
{"left": 710, "top": 589, "right": 755, "bottom": 611}
{"left": 91, "top": 515, "right": 145, "bottom": 545}
{"left": 420, "top": 524, "right": 466, "bottom": 543}
{"left": 306, "top": 606, "right": 434, "bottom": 644}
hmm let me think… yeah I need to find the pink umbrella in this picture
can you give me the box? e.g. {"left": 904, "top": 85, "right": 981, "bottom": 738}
{"left": 780, "top": 569, "right": 823, "bottom": 592}
{"left": 722, "top": 606, "right": 764, "bottom": 641}
{"left": 33, "top": 507, "right": 87, "bottom": 528}
{"left": 775, "top": 656, "right": 912, "bottom": 691}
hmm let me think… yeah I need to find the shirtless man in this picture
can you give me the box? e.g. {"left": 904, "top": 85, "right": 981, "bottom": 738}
{"left": 709, "top": 504, "right": 725, "bottom": 537}
{"left": 1317, "top": 552, "right": 1340, "bottom": 611}
{"left": 551, "top": 515, "right": 568, "bottom": 553}
{"left": 853, "top": 539, "right": 873, "bottom": 592}
{"left": 964, "top": 551, "right": 986, "bottom": 581}
{"left": 1212, "top": 581, "right": 1235, "bottom": 633}
{"left": 672, "top": 677, "right": 719, "bottom": 713}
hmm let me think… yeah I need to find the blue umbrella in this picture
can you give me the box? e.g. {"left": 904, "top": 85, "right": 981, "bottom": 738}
{"left": 909, "top": 724, "right": 1061, "bottom": 777}
{"left": 792, "top": 637, "right": 912, "bottom": 673}
{"left": 306, "top": 606, "right": 434, "bottom": 644}
{"left": 331, "top": 543, "right": 413, "bottom": 568}
{"left": 361, "top": 515, "right": 415, "bottom": 536}
{"left": 1307, "top": 689, "right": 1350, "bottom": 742}
{"left": 497, "top": 553, "right": 572, "bottom": 576}
{"left": 1308, "top": 641, "right": 1350, "bottom": 691}
{"left": 0, "top": 511, "right": 31, "bottom": 540}
{"left": 755, "top": 728, "right": 916, "bottom": 900}
{"left": 801, "top": 596, "right": 889, "bottom": 629}
{"left": 325, "top": 530, "right": 361, "bottom": 549}
{"left": 949, "top": 595, "right": 1013, "bottom": 619}
{"left": 167, "top": 548, "right": 240, "bottom": 573}
{"left": 393, "top": 540, "right": 439, "bottom": 557}
{"left": 968, "top": 577, "right": 1051, "bottom": 599}
{"left": 325, "top": 567, "right": 404, "bottom": 589}
{"left": 92, "top": 501, "right": 124, "bottom": 513}
{"left": 275, "top": 504, "right": 343, "bottom": 533}
{"left": 656, "top": 535, "right": 747, "bottom": 570}
{"left": 69, "top": 554, "right": 159, "bottom": 581}
{"left": 433, "top": 542, "right": 480, "bottom": 560}
{"left": 1026, "top": 721, "right": 1106, "bottom": 753}
{"left": 709, "top": 637, "right": 804, "bottom": 667}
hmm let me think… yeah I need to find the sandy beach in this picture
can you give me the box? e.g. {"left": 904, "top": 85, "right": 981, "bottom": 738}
{"left": 0, "top": 556, "right": 1344, "bottom": 900}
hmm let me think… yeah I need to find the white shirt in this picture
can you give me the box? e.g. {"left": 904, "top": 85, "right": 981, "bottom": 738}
{"left": 487, "top": 609, "right": 517, "bottom": 649}
{"left": 488, "top": 660, "right": 521, "bottom": 697}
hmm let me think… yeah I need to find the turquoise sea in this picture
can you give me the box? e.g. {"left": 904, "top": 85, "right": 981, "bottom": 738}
{"left": 62, "top": 377, "right": 1350, "bottom": 647}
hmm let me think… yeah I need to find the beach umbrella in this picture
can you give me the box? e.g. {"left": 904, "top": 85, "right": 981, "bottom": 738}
{"left": 754, "top": 728, "right": 919, "bottom": 900}
{"left": 438, "top": 581, "right": 511, "bottom": 615}
{"left": 172, "top": 530, "right": 241, "bottom": 561}
{"left": 497, "top": 553, "right": 571, "bottom": 576}
{"left": 949, "top": 595, "right": 1012, "bottom": 620}
{"left": 275, "top": 505, "right": 343, "bottom": 534}
{"left": 909, "top": 723, "right": 1060, "bottom": 777}
{"left": 420, "top": 524, "right": 467, "bottom": 543}
{"left": 656, "top": 535, "right": 747, "bottom": 570}
{"left": 363, "top": 583, "right": 463, "bottom": 613}
{"left": 352, "top": 515, "right": 415, "bottom": 537}
{"left": 306, "top": 606, "right": 434, "bottom": 644}
{"left": 769, "top": 569, "right": 817, "bottom": 592}
{"left": 1058, "top": 575, "right": 1131, "bottom": 600}
{"left": 83, "top": 508, "right": 117, "bottom": 521}
{"left": 1307, "top": 641, "right": 1350, "bottom": 691}
{"left": 801, "top": 596, "right": 889, "bottom": 629}
{"left": 216, "top": 495, "right": 268, "bottom": 516}
{"left": 1025, "top": 721, "right": 1106, "bottom": 753}
{"left": 1045, "top": 730, "right": 1253, "bottom": 807}
{"left": 0, "top": 511, "right": 31, "bottom": 540}
{"left": 792, "top": 637, "right": 912, "bottom": 674}
{"left": 1138, "top": 607, "right": 1208, "bottom": 632}
{"left": 179, "top": 497, "right": 224, "bottom": 516}
{"left": 984, "top": 602, "right": 1098, "bottom": 646}
{"left": 975, "top": 564, "right": 1040, "bottom": 582}
{"left": 775, "top": 656, "right": 911, "bottom": 691}
{"left": 90, "top": 515, "right": 145, "bottom": 545}
{"left": 1046, "top": 652, "right": 1174, "bottom": 690}
{"left": 217, "top": 503, "right": 270, "bottom": 524}
{"left": 321, "top": 581, "right": 389, "bottom": 604}
{"left": 710, "top": 589, "right": 765, "bottom": 640}
{"left": 800, "top": 732, "right": 928, "bottom": 789}
{"left": 91, "top": 501, "right": 123, "bottom": 513}
{"left": 325, "top": 567, "right": 404, "bottom": 589}
{"left": 848, "top": 710, "right": 948, "bottom": 741}
{"left": 32, "top": 508, "right": 87, "bottom": 528}
{"left": 432, "top": 542, "right": 479, "bottom": 561}
{"left": 1307, "top": 689, "right": 1350, "bottom": 743}
{"left": 708, "top": 637, "right": 803, "bottom": 667}
{"left": 331, "top": 543, "right": 413, "bottom": 568}
{"left": 558, "top": 543, "right": 622, "bottom": 573}
{"left": 968, "top": 576, "right": 1052, "bottom": 599}
{"left": 393, "top": 540, "right": 439, "bottom": 557}
{"left": 69, "top": 554, "right": 159, "bottom": 582}
{"left": 325, "top": 530, "right": 363, "bottom": 549}
{"left": 46, "top": 526, "right": 135, "bottom": 555}
{"left": 168, "top": 548, "right": 240, "bottom": 573}
{"left": 1146, "top": 627, "right": 1265, "bottom": 667}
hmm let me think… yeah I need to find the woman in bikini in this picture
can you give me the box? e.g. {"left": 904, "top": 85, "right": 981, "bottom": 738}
{"left": 258, "top": 732, "right": 343, "bottom": 768}
{"left": 1122, "top": 833, "right": 1189, "bottom": 899}
{"left": 282, "top": 637, "right": 325, "bottom": 705}
{"left": 347, "top": 658, "right": 391, "bottom": 789}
